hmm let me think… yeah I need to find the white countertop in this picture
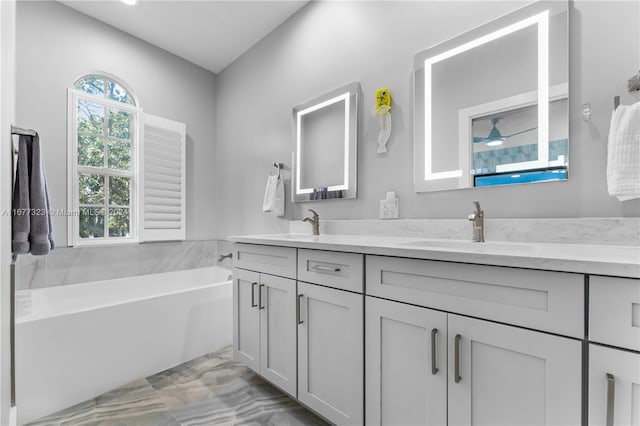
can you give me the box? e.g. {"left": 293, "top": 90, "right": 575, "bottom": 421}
{"left": 228, "top": 233, "right": 640, "bottom": 278}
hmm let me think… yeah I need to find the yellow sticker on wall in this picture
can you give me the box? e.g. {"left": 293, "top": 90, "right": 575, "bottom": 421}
{"left": 373, "top": 88, "right": 392, "bottom": 153}
{"left": 375, "top": 87, "right": 391, "bottom": 115}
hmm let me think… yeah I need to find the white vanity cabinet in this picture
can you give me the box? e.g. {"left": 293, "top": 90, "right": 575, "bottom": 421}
{"left": 230, "top": 237, "right": 639, "bottom": 426}
{"left": 365, "top": 255, "right": 583, "bottom": 426}
{"left": 233, "top": 244, "right": 364, "bottom": 425}
{"left": 297, "top": 249, "right": 364, "bottom": 426}
{"left": 232, "top": 244, "right": 297, "bottom": 397}
{"left": 589, "top": 276, "right": 640, "bottom": 426}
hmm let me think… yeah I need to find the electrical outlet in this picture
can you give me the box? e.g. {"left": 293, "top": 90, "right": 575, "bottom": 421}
{"left": 379, "top": 199, "right": 399, "bottom": 219}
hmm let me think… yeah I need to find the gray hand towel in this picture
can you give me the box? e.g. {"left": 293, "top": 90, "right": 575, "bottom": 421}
{"left": 12, "top": 135, "right": 31, "bottom": 254}
{"left": 12, "top": 133, "right": 55, "bottom": 256}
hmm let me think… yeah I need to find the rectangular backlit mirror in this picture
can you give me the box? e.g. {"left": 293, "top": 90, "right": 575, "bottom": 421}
{"left": 413, "top": 1, "right": 568, "bottom": 192}
{"left": 292, "top": 81, "right": 359, "bottom": 202}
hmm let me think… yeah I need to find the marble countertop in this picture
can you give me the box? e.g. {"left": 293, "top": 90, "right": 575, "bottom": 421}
{"left": 228, "top": 233, "right": 640, "bottom": 278}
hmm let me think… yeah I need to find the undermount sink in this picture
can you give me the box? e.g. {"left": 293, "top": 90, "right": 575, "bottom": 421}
{"left": 399, "top": 239, "right": 544, "bottom": 254}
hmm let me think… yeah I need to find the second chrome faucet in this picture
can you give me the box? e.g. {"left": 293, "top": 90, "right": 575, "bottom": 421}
{"left": 468, "top": 201, "right": 485, "bottom": 242}
{"left": 302, "top": 209, "right": 320, "bottom": 235}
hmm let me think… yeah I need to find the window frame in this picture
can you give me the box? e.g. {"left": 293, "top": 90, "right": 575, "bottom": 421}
{"left": 68, "top": 84, "right": 141, "bottom": 246}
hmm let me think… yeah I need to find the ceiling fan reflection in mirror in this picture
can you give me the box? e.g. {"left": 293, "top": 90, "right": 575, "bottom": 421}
{"left": 473, "top": 117, "right": 537, "bottom": 147}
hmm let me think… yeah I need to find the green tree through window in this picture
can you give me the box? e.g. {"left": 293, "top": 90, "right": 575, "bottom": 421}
{"left": 72, "top": 74, "right": 137, "bottom": 243}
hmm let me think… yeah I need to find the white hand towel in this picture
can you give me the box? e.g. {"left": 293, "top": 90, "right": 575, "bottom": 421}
{"left": 273, "top": 176, "right": 285, "bottom": 217}
{"left": 263, "top": 174, "right": 278, "bottom": 212}
{"left": 607, "top": 101, "right": 640, "bottom": 201}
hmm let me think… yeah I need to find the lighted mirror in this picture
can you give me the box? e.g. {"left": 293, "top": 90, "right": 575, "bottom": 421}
{"left": 413, "top": 1, "right": 568, "bottom": 192}
{"left": 292, "top": 81, "right": 359, "bottom": 202}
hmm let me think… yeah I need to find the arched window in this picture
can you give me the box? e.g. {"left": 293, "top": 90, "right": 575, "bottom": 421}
{"left": 69, "top": 73, "right": 139, "bottom": 245}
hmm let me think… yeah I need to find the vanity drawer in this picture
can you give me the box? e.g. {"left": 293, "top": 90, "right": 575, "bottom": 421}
{"left": 590, "top": 276, "right": 640, "bottom": 351}
{"left": 298, "top": 249, "right": 363, "bottom": 293}
{"left": 366, "top": 255, "right": 584, "bottom": 338}
{"left": 233, "top": 243, "right": 296, "bottom": 279}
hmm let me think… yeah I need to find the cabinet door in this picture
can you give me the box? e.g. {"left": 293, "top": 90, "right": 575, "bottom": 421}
{"left": 589, "top": 344, "right": 640, "bottom": 426}
{"left": 259, "top": 274, "right": 297, "bottom": 397}
{"left": 298, "top": 282, "right": 363, "bottom": 425}
{"left": 365, "top": 297, "right": 447, "bottom": 426}
{"left": 233, "top": 268, "right": 260, "bottom": 372}
{"left": 448, "top": 314, "right": 581, "bottom": 426}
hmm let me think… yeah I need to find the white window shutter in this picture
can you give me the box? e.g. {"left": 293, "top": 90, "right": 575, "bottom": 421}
{"left": 139, "top": 113, "right": 186, "bottom": 242}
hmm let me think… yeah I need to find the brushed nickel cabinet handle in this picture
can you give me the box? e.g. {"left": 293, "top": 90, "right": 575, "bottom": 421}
{"left": 606, "top": 373, "right": 615, "bottom": 426}
{"left": 431, "top": 328, "right": 439, "bottom": 375}
{"left": 311, "top": 264, "right": 341, "bottom": 273}
{"left": 251, "top": 282, "right": 257, "bottom": 307}
{"left": 454, "top": 334, "right": 462, "bottom": 383}
{"left": 258, "top": 284, "right": 265, "bottom": 310}
{"left": 297, "top": 294, "right": 304, "bottom": 324}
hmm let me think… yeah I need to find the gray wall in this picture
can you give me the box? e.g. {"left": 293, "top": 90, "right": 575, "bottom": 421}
{"left": 215, "top": 0, "right": 640, "bottom": 238}
{"left": 15, "top": 1, "right": 218, "bottom": 246}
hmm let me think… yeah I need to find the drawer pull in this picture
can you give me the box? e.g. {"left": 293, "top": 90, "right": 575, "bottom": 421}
{"left": 606, "top": 373, "right": 615, "bottom": 426}
{"left": 431, "top": 328, "right": 438, "bottom": 375}
{"left": 258, "top": 284, "right": 265, "bottom": 310}
{"left": 311, "top": 264, "right": 341, "bottom": 273}
{"left": 251, "top": 282, "right": 257, "bottom": 308}
{"left": 454, "top": 334, "right": 462, "bottom": 383}
{"left": 297, "top": 294, "right": 304, "bottom": 324}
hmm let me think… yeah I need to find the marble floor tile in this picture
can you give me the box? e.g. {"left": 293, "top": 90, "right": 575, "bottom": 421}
{"left": 27, "top": 346, "right": 329, "bottom": 426}
{"left": 25, "top": 399, "right": 98, "bottom": 426}
{"left": 27, "top": 379, "right": 178, "bottom": 426}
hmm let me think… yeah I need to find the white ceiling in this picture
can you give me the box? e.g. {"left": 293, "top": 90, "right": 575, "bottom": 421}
{"left": 57, "top": 0, "right": 309, "bottom": 74}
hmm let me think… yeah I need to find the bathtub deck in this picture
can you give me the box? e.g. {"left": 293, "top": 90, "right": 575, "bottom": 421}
{"left": 26, "top": 346, "right": 329, "bottom": 426}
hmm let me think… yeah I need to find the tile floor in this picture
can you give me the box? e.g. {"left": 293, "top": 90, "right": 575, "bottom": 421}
{"left": 27, "top": 346, "right": 329, "bottom": 426}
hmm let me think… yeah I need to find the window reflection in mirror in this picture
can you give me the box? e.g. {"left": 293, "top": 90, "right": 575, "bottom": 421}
{"left": 471, "top": 98, "right": 568, "bottom": 187}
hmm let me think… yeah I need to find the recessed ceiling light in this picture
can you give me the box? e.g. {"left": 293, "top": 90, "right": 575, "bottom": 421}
{"left": 121, "top": 0, "right": 137, "bottom": 5}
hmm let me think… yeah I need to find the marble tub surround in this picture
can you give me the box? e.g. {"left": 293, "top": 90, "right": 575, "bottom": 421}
{"left": 16, "top": 240, "right": 224, "bottom": 290}
{"left": 27, "top": 346, "right": 328, "bottom": 426}
{"left": 229, "top": 232, "right": 640, "bottom": 278}
{"left": 289, "top": 218, "right": 640, "bottom": 246}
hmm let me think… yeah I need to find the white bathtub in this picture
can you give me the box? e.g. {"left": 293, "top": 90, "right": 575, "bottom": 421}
{"left": 15, "top": 266, "right": 232, "bottom": 425}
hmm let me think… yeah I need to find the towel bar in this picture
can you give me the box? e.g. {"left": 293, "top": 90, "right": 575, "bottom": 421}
{"left": 11, "top": 125, "right": 36, "bottom": 137}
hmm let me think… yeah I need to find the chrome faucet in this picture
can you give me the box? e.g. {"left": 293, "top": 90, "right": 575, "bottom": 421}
{"left": 467, "top": 201, "right": 485, "bottom": 242}
{"left": 217, "top": 253, "right": 232, "bottom": 262}
{"left": 302, "top": 209, "right": 320, "bottom": 235}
